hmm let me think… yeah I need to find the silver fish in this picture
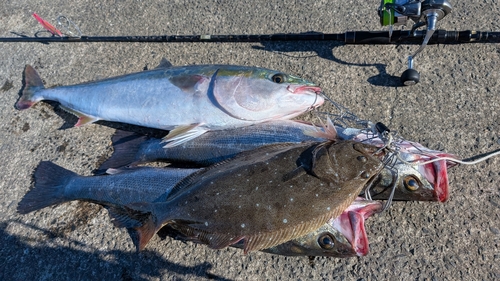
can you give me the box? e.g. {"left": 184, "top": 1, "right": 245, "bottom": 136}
{"left": 16, "top": 64, "right": 323, "bottom": 147}
{"left": 99, "top": 119, "right": 457, "bottom": 202}
{"left": 348, "top": 131, "right": 458, "bottom": 202}
{"left": 17, "top": 162, "right": 199, "bottom": 214}
{"left": 98, "top": 120, "right": 325, "bottom": 169}
{"left": 19, "top": 161, "right": 377, "bottom": 258}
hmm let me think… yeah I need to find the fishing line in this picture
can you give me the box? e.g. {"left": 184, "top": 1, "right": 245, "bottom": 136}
{"left": 397, "top": 149, "right": 500, "bottom": 166}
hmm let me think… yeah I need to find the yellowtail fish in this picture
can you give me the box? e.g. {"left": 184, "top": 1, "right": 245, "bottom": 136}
{"left": 16, "top": 62, "right": 323, "bottom": 147}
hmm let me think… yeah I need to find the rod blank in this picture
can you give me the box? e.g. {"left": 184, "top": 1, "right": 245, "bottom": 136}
{"left": 1, "top": 30, "right": 499, "bottom": 44}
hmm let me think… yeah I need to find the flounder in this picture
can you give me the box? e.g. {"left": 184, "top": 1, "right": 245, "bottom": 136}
{"left": 108, "top": 140, "right": 384, "bottom": 253}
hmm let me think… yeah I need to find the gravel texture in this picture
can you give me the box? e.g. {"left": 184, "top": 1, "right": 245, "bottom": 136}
{"left": 0, "top": 0, "right": 499, "bottom": 280}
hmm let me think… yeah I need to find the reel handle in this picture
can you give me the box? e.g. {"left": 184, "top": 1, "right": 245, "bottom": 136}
{"left": 379, "top": 0, "right": 453, "bottom": 86}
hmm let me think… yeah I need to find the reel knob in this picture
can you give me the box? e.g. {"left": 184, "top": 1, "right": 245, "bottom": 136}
{"left": 400, "top": 68, "right": 420, "bottom": 86}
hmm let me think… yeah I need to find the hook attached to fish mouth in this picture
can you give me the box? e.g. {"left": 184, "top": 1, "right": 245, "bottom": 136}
{"left": 362, "top": 164, "right": 398, "bottom": 211}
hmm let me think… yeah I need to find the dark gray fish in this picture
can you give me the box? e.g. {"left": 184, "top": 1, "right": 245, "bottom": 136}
{"left": 18, "top": 161, "right": 379, "bottom": 258}
{"left": 17, "top": 162, "right": 199, "bottom": 214}
{"left": 99, "top": 119, "right": 453, "bottom": 202}
{"left": 108, "top": 140, "right": 383, "bottom": 253}
{"left": 98, "top": 120, "right": 324, "bottom": 170}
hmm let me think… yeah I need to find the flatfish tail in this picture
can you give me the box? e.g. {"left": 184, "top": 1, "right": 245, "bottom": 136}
{"left": 108, "top": 203, "right": 158, "bottom": 251}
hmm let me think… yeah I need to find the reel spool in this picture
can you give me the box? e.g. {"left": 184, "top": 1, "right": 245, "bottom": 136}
{"left": 379, "top": 0, "right": 452, "bottom": 85}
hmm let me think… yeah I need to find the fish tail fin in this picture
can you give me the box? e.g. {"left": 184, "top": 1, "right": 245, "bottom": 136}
{"left": 127, "top": 219, "right": 159, "bottom": 251}
{"left": 108, "top": 202, "right": 163, "bottom": 251}
{"left": 17, "top": 161, "right": 76, "bottom": 214}
{"left": 97, "top": 130, "right": 147, "bottom": 172}
{"left": 16, "top": 65, "right": 45, "bottom": 110}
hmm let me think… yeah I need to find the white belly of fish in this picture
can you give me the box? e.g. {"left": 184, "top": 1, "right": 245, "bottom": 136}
{"left": 39, "top": 77, "right": 248, "bottom": 130}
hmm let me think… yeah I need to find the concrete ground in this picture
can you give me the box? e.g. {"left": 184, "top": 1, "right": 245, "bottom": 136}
{"left": 0, "top": 0, "right": 499, "bottom": 280}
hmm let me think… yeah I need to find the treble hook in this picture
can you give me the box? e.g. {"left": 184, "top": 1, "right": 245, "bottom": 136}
{"left": 56, "top": 15, "right": 82, "bottom": 37}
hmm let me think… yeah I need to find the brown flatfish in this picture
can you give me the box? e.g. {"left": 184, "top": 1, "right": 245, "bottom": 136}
{"left": 110, "top": 140, "right": 383, "bottom": 253}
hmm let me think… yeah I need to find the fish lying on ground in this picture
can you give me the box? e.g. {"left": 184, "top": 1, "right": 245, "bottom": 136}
{"left": 231, "top": 198, "right": 382, "bottom": 257}
{"left": 16, "top": 63, "right": 323, "bottom": 147}
{"left": 97, "top": 120, "right": 326, "bottom": 169}
{"left": 107, "top": 140, "right": 384, "bottom": 253}
{"left": 17, "top": 162, "right": 200, "bottom": 214}
{"left": 19, "top": 161, "right": 379, "bottom": 257}
{"left": 99, "top": 119, "right": 458, "bottom": 202}
{"left": 349, "top": 131, "right": 458, "bottom": 202}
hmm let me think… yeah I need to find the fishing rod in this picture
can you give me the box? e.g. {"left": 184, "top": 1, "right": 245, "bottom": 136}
{"left": 2, "top": 0, "right": 498, "bottom": 85}
{"left": 3, "top": 30, "right": 498, "bottom": 44}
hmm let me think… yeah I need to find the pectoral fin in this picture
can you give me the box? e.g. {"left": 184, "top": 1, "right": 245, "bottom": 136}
{"left": 302, "top": 117, "right": 337, "bottom": 140}
{"left": 162, "top": 124, "right": 208, "bottom": 148}
{"left": 282, "top": 165, "right": 307, "bottom": 182}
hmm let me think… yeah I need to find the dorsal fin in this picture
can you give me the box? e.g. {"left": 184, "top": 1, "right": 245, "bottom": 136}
{"left": 155, "top": 58, "right": 173, "bottom": 69}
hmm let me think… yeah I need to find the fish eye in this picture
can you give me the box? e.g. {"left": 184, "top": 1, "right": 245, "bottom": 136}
{"left": 271, "top": 73, "right": 285, "bottom": 84}
{"left": 404, "top": 176, "right": 421, "bottom": 191}
{"left": 317, "top": 233, "right": 335, "bottom": 250}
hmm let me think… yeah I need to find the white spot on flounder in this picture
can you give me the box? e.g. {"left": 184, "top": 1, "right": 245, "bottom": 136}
{"left": 241, "top": 223, "right": 245, "bottom": 228}
{"left": 256, "top": 203, "right": 260, "bottom": 207}
{"left": 205, "top": 222, "right": 209, "bottom": 226}
{"left": 283, "top": 219, "right": 288, "bottom": 223}
{"left": 290, "top": 198, "right": 294, "bottom": 202}
{"left": 327, "top": 207, "right": 330, "bottom": 211}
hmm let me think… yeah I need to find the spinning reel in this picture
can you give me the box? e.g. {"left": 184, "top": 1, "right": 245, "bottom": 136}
{"left": 379, "top": 0, "right": 452, "bottom": 85}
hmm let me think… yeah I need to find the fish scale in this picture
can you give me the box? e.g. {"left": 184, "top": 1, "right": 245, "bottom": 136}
{"left": 110, "top": 140, "right": 383, "bottom": 253}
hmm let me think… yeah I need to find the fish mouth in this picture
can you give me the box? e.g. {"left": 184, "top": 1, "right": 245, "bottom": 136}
{"left": 287, "top": 85, "right": 324, "bottom": 107}
{"left": 333, "top": 199, "right": 383, "bottom": 256}
{"left": 417, "top": 153, "right": 458, "bottom": 202}
{"left": 288, "top": 85, "right": 322, "bottom": 94}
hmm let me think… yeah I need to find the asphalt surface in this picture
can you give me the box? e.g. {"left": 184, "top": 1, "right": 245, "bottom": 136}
{"left": 1, "top": 1, "right": 499, "bottom": 280}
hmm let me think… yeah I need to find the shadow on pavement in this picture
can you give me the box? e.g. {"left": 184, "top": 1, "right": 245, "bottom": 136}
{"left": 252, "top": 40, "right": 402, "bottom": 87}
{"left": 0, "top": 220, "right": 233, "bottom": 281}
